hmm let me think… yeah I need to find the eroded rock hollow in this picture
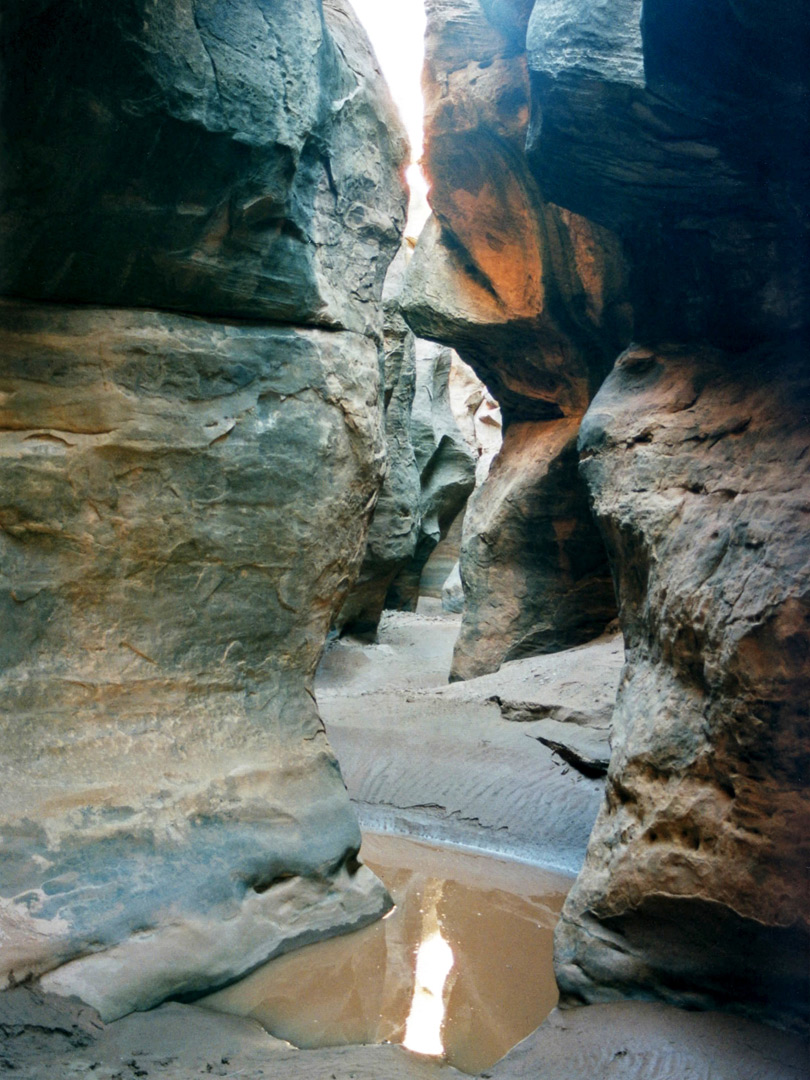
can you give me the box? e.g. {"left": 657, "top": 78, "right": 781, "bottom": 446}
{"left": 0, "top": 0, "right": 407, "bottom": 1018}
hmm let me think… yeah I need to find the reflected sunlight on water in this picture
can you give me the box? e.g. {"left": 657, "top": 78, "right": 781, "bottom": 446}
{"left": 202, "top": 834, "right": 571, "bottom": 1075}
{"left": 402, "top": 884, "right": 454, "bottom": 1056}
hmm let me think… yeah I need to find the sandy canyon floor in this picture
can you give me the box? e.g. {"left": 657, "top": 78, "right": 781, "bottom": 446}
{"left": 2, "top": 610, "right": 807, "bottom": 1079}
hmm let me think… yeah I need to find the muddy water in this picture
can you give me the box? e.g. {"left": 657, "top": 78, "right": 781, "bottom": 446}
{"left": 202, "top": 833, "right": 571, "bottom": 1075}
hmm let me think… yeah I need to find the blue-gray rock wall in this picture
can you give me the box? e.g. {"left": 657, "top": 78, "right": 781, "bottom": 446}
{"left": 0, "top": 0, "right": 408, "bottom": 1018}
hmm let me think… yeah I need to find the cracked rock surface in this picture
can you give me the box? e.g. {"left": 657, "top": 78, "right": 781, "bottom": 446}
{"left": 0, "top": 0, "right": 407, "bottom": 336}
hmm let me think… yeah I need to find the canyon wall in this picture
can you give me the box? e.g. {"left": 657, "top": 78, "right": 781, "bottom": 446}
{"left": 334, "top": 249, "right": 422, "bottom": 638}
{"left": 384, "top": 339, "right": 478, "bottom": 612}
{"left": 337, "top": 248, "right": 478, "bottom": 636}
{"left": 0, "top": 0, "right": 407, "bottom": 1018}
{"left": 410, "top": 0, "right": 809, "bottom": 1031}
{"left": 401, "top": 0, "right": 624, "bottom": 679}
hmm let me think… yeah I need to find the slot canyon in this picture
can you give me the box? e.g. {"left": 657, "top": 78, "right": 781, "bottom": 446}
{"left": 0, "top": 1, "right": 808, "bottom": 1078}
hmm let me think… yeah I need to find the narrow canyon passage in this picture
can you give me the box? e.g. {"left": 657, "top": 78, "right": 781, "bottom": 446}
{"left": 201, "top": 607, "right": 598, "bottom": 1075}
{"left": 0, "top": 0, "right": 808, "bottom": 1077}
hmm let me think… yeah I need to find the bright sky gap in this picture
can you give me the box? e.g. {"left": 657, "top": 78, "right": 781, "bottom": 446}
{"left": 350, "top": 0, "right": 430, "bottom": 236}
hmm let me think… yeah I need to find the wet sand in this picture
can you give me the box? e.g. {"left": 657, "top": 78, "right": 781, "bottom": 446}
{"left": 6, "top": 613, "right": 805, "bottom": 1079}
{"left": 201, "top": 833, "right": 572, "bottom": 1075}
{"left": 317, "top": 609, "right": 622, "bottom": 872}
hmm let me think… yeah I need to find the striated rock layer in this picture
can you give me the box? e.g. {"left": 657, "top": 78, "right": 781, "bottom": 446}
{"left": 0, "top": 0, "right": 407, "bottom": 1017}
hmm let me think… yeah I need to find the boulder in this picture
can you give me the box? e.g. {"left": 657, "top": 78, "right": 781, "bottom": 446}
{"left": 407, "top": 0, "right": 810, "bottom": 1032}
{"left": 519, "top": 0, "right": 810, "bottom": 1032}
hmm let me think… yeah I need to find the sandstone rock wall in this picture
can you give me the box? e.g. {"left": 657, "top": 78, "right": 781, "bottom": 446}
{"left": 450, "top": 418, "right": 616, "bottom": 681}
{"left": 402, "top": 0, "right": 625, "bottom": 678}
{"left": 337, "top": 251, "right": 480, "bottom": 634}
{"left": 384, "top": 340, "right": 477, "bottom": 612}
{"left": 335, "top": 249, "right": 421, "bottom": 638}
{"left": 530, "top": 0, "right": 810, "bottom": 1031}
{"left": 0, "top": 0, "right": 407, "bottom": 1018}
{"left": 557, "top": 339, "right": 810, "bottom": 1031}
{"left": 409, "top": 0, "right": 810, "bottom": 1032}
{"left": 0, "top": 0, "right": 404, "bottom": 337}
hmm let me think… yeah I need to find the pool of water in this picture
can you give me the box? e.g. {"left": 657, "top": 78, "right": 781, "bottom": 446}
{"left": 201, "top": 833, "right": 572, "bottom": 1075}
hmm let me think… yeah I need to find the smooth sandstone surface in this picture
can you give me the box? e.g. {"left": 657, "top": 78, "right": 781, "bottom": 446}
{"left": 402, "top": 0, "right": 625, "bottom": 679}
{"left": 385, "top": 342, "right": 477, "bottom": 613}
{"left": 0, "top": 0, "right": 407, "bottom": 1019}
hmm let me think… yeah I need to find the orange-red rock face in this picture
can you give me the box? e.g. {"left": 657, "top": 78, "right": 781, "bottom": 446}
{"left": 410, "top": 0, "right": 810, "bottom": 1031}
{"left": 407, "top": 2, "right": 630, "bottom": 420}
{"left": 403, "top": 0, "right": 628, "bottom": 677}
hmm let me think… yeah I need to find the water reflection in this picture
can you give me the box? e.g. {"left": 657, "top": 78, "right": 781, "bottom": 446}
{"left": 402, "top": 885, "right": 454, "bottom": 1056}
{"left": 201, "top": 834, "right": 571, "bottom": 1075}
